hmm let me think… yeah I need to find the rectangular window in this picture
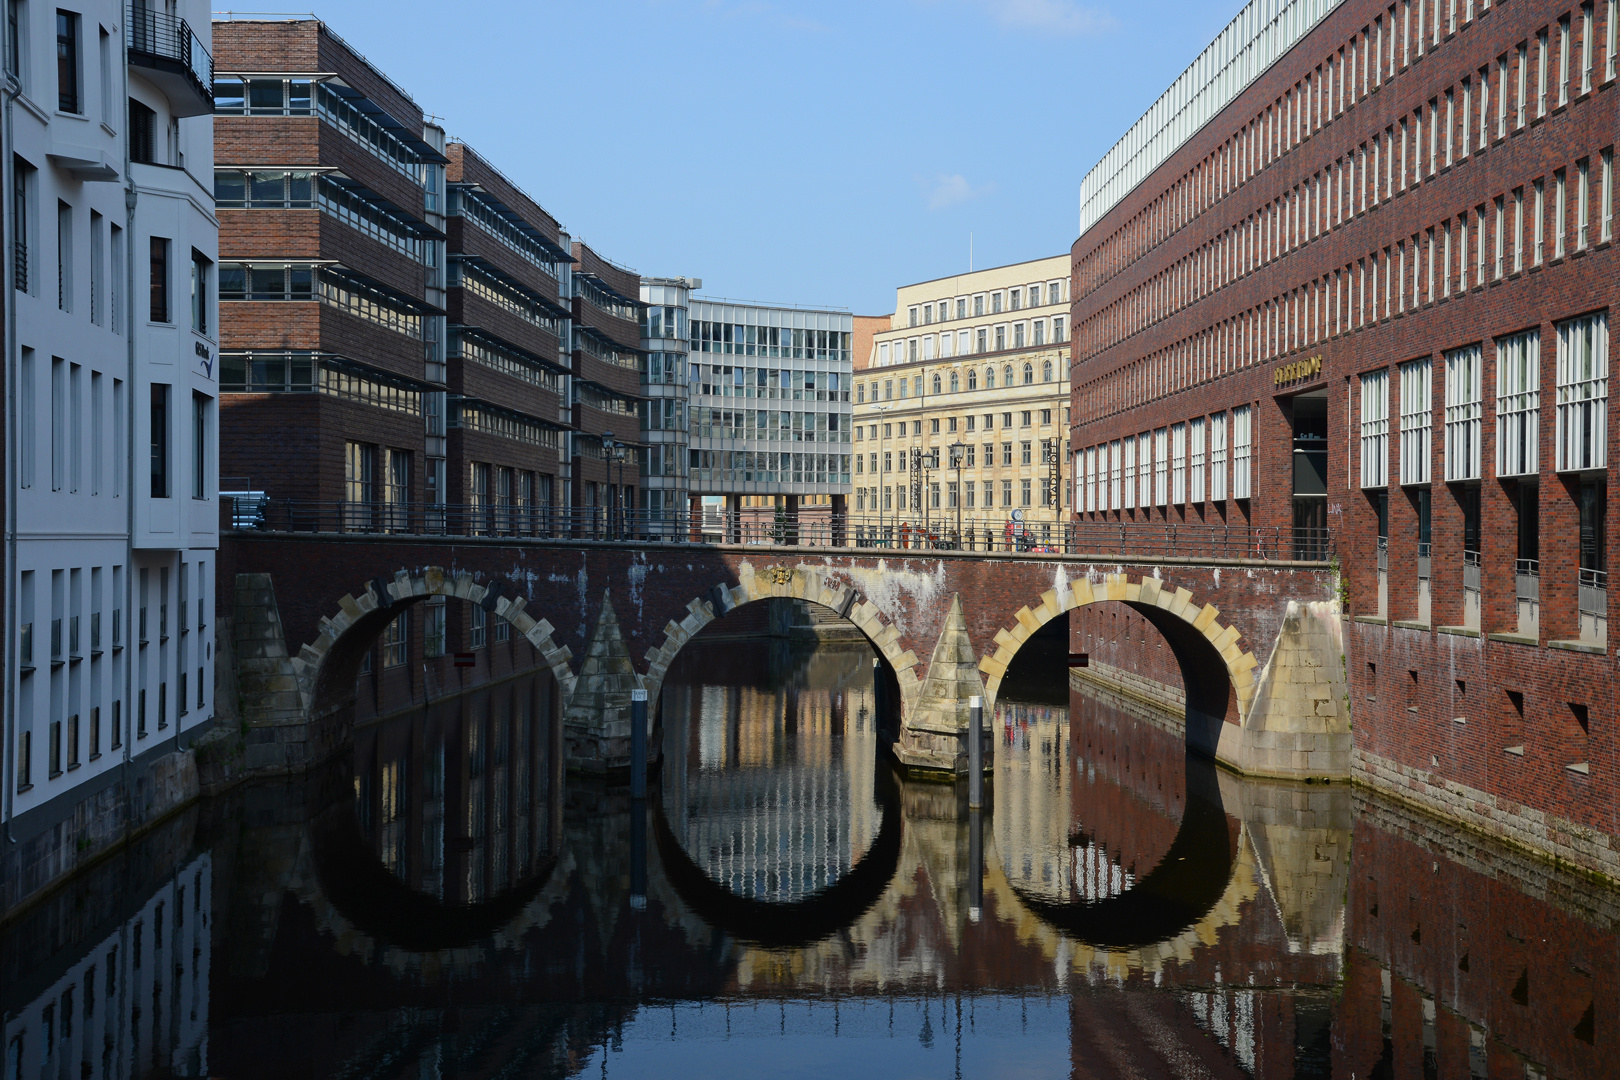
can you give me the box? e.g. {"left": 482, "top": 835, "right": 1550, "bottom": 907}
{"left": 1232, "top": 407, "right": 1251, "bottom": 499}
{"left": 1153, "top": 427, "right": 1169, "bottom": 506}
{"left": 381, "top": 614, "right": 407, "bottom": 667}
{"left": 1400, "top": 359, "right": 1433, "bottom": 485}
{"left": 55, "top": 9, "right": 78, "bottom": 113}
{"left": 56, "top": 199, "right": 70, "bottom": 310}
{"left": 129, "top": 99, "right": 155, "bottom": 164}
{"left": 190, "top": 250, "right": 209, "bottom": 333}
{"left": 1577, "top": 158, "right": 1591, "bottom": 250}
{"left": 148, "top": 383, "right": 169, "bottom": 498}
{"left": 1108, "top": 440, "right": 1121, "bottom": 510}
{"left": 1171, "top": 423, "right": 1187, "bottom": 504}
{"left": 1603, "top": 148, "right": 1614, "bottom": 243}
{"left": 1361, "top": 370, "right": 1390, "bottom": 489}
{"left": 1556, "top": 312, "right": 1609, "bottom": 471}
{"left": 148, "top": 237, "right": 168, "bottom": 322}
{"left": 1496, "top": 330, "right": 1540, "bottom": 476}
{"left": 1556, "top": 169, "right": 1568, "bottom": 258}
{"left": 1210, "top": 413, "right": 1227, "bottom": 501}
{"left": 191, "top": 392, "right": 208, "bottom": 499}
{"left": 1445, "top": 346, "right": 1483, "bottom": 480}
{"left": 1189, "top": 417, "right": 1206, "bottom": 504}
{"left": 469, "top": 604, "right": 486, "bottom": 650}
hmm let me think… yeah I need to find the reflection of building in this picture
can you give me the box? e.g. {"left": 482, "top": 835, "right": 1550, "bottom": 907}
{"left": 2, "top": 854, "right": 211, "bottom": 1079}
{"left": 663, "top": 645, "right": 876, "bottom": 903}
{"left": 853, "top": 257, "right": 1071, "bottom": 545}
{"left": 354, "top": 673, "right": 554, "bottom": 903}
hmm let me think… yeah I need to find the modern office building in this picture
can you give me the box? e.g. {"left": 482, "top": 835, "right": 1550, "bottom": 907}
{"left": 853, "top": 257, "right": 1072, "bottom": 545}
{"left": 3, "top": 0, "right": 219, "bottom": 846}
{"left": 639, "top": 276, "right": 693, "bottom": 525}
{"left": 682, "top": 296, "right": 853, "bottom": 531}
{"left": 1068, "top": 0, "right": 1620, "bottom": 874}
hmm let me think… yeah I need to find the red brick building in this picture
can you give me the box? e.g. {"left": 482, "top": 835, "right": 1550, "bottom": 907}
{"left": 1069, "top": 0, "right": 1620, "bottom": 876}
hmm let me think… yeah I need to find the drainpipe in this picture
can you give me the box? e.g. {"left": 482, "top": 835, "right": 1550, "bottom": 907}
{"left": 3, "top": 56, "right": 18, "bottom": 844}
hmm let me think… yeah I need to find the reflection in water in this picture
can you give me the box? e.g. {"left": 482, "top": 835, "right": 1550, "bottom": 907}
{"left": 661, "top": 643, "right": 879, "bottom": 903}
{"left": 8, "top": 639, "right": 1620, "bottom": 1077}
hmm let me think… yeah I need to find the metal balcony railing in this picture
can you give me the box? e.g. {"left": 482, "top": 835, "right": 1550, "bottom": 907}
{"left": 1462, "top": 550, "right": 1482, "bottom": 592}
{"left": 1515, "top": 558, "right": 1540, "bottom": 603}
{"left": 219, "top": 497, "right": 1337, "bottom": 562}
{"left": 1417, "top": 541, "right": 1431, "bottom": 581}
{"left": 1376, "top": 537, "right": 1389, "bottom": 573}
{"left": 1579, "top": 567, "right": 1608, "bottom": 617}
{"left": 127, "top": 4, "right": 213, "bottom": 116}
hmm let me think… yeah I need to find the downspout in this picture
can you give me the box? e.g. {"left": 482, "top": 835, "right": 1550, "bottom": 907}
{"left": 3, "top": 53, "right": 19, "bottom": 844}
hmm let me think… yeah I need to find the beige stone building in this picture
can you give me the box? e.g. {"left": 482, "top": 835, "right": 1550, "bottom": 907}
{"left": 852, "top": 256, "right": 1071, "bottom": 547}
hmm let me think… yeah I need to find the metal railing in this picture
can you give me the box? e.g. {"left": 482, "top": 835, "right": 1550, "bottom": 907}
{"left": 1417, "top": 541, "right": 1431, "bottom": 581}
{"left": 128, "top": 4, "right": 213, "bottom": 96}
{"left": 1579, "top": 567, "right": 1608, "bottom": 617}
{"left": 1515, "top": 558, "right": 1541, "bottom": 603}
{"left": 220, "top": 496, "right": 1336, "bottom": 561}
{"left": 1462, "top": 550, "right": 1482, "bottom": 592}
{"left": 1376, "top": 537, "right": 1389, "bottom": 573}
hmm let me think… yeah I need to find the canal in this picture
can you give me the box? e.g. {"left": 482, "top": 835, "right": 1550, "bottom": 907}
{"left": 3, "top": 630, "right": 1616, "bottom": 1078}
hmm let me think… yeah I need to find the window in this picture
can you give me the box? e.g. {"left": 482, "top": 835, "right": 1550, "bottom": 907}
{"left": 148, "top": 384, "right": 169, "bottom": 498}
{"left": 1399, "top": 359, "right": 1433, "bottom": 485}
{"left": 967, "top": 369, "right": 977, "bottom": 390}
{"left": 469, "top": 604, "right": 486, "bottom": 650}
{"left": 1108, "top": 441, "right": 1122, "bottom": 510}
{"left": 1603, "top": 148, "right": 1614, "bottom": 243}
{"left": 1444, "top": 346, "right": 1483, "bottom": 481}
{"left": 381, "top": 614, "right": 407, "bottom": 668}
{"left": 12, "top": 158, "right": 29, "bottom": 294}
{"left": 1020, "top": 478, "right": 1031, "bottom": 506}
{"left": 1361, "top": 370, "right": 1390, "bottom": 488}
{"left": 129, "top": 99, "right": 155, "bottom": 164}
{"left": 191, "top": 393, "right": 209, "bottom": 499}
{"left": 1496, "top": 330, "right": 1540, "bottom": 477}
{"left": 1171, "top": 423, "right": 1187, "bottom": 503}
{"left": 1578, "top": 158, "right": 1591, "bottom": 250}
{"left": 190, "top": 251, "right": 210, "bottom": 334}
{"left": 1020, "top": 441, "right": 1031, "bottom": 465}
{"left": 1153, "top": 428, "right": 1169, "bottom": 505}
{"left": 148, "top": 237, "right": 169, "bottom": 322}
{"left": 1042, "top": 359, "right": 1053, "bottom": 382}
{"left": 1556, "top": 312, "right": 1609, "bottom": 471}
{"left": 1002, "top": 442, "right": 1012, "bottom": 466}
{"left": 56, "top": 200, "right": 70, "bottom": 310}
{"left": 1211, "top": 412, "right": 1227, "bottom": 501}
{"left": 55, "top": 9, "right": 78, "bottom": 113}
{"left": 1189, "top": 418, "right": 1205, "bottom": 503}
{"left": 1123, "top": 437, "right": 1137, "bottom": 510}
{"left": 1053, "top": 317, "right": 1066, "bottom": 341}
{"left": 1232, "top": 407, "right": 1252, "bottom": 499}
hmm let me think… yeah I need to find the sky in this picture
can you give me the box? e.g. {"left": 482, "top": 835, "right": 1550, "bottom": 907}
{"left": 259, "top": 0, "right": 1242, "bottom": 314}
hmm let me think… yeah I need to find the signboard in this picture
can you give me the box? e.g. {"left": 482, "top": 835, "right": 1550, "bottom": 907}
{"left": 1274, "top": 354, "right": 1323, "bottom": 388}
{"left": 453, "top": 652, "right": 476, "bottom": 668}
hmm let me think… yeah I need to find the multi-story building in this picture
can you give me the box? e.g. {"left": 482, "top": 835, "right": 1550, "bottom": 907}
{"left": 1068, "top": 0, "right": 1620, "bottom": 876}
{"left": 3, "top": 0, "right": 219, "bottom": 843}
{"left": 570, "top": 242, "right": 645, "bottom": 525}
{"left": 853, "top": 257, "right": 1071, "bottom": 547}
{"left": 639, "top": 276, "right": 694, "bottom": 527}
{"left": 682, "top": 297, "right": 853, "bottom": 533}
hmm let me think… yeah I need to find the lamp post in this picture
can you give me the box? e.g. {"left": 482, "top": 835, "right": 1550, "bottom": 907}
{"left": 600, "top": 431, "right": 615, "bottom": 539}
{"left": 949, "top": 441, "right": 965, "bottom": 547}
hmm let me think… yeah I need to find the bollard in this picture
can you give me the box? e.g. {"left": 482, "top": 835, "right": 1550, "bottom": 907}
{"left": 630, "top": 688, "right": 648, "bottom": 799}
{"left": 629, "top": 797, "right": 648, "bottom": 910}
{"left": 968, "top": 695, "right": 984, "bottom": 808}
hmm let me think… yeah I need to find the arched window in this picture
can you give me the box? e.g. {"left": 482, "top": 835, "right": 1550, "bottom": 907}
{"left": 1022, "top": 363, "right": 1033, "bottom": 385}
{"left": 1004, "top": 365, "right": 1015, "bottom": 386}
{"left": 949, "top": 371, "right": 959, "bottom": 393}
{"left": 967, "top": 369, "right": 978, "bottom": 390}
{"left": 1042, "top": 360, "right": 1053, "bottom": 382}
{"left": 932, "top": 373, "right": 942, "bottom": 394}
{"left": 984, "top": 367, "right": 995, "bottom": 388}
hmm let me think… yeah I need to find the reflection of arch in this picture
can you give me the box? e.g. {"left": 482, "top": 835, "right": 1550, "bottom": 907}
{"left": 640, "top": 564, "right": 918, "bottom": 708}
{"left": 305, "top": 798, "right": 560, "bottom": 953}
{"left": 980, "top": 573, "right": 1260, "bottom": 753}
{"left": 292, "top": 566, "right": 577, "bottom": 718}
{"left": 1001, "top": 753, "right": 1239, "bottom": 949}
{"left": 651, "top": 760, "right": 904, "bottom": 948}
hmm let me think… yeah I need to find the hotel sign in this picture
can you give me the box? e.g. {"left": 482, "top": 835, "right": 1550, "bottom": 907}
{"left": 1274, "top": 354, "right": 1322, "bottom": 388}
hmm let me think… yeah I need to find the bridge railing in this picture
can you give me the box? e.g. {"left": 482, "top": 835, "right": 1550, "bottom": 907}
{"left": 220, "top": 497, "right": 1334, "bottom": 561}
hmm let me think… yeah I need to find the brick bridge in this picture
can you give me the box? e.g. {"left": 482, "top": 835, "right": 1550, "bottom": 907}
{"left": 218, "top": 531, "right": 1348, "bottom": 779}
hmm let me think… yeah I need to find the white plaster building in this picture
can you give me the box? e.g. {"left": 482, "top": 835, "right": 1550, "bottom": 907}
{"left": 3, "top": 0, "right": 218, "bottom": 831}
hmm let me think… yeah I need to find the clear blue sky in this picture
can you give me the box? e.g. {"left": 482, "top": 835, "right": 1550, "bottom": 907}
{"left": 266, "top": 0, "right": 1239, "bottom": 314}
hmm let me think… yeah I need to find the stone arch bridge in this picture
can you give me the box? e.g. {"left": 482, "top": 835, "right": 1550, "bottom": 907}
{"left": 218, "top": 533, "right": 1348, "bottom": 780}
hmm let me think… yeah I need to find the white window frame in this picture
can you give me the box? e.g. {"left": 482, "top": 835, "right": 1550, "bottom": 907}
{"left": 1123, "top": 437, "right": 1137, "bottom": 510}
{"left": 1108, "top": 440, "right": 1121, "bottom": 511}
{"left": 1232, "top": 406, "right": 1252, "bottom": 499}
{"left": 1153, "top": 428, "right": 1169, "bottom": 506}
{"left": 1399, "top": 358, "right": 1433, "bottom": 485}
{"left": 1189, "top": 417, "right": 1206, "bottom": 503}
{"left": 1556, "top": 312, "right": 1609, "bottom": 472}
{"left": 1360, "top": 370, "right": 1390, "bottom": 489}
{"left": 1170, "top": 423, "right": 1187, "bottom": 504}
{"left": 1495, "top": 329, "right": 1540, "bottom": 477}
{"left": 1444, "top": 345, "right": 1484, "bottom": 481}
{"left": 1084, "top": 447, "right": 1097, "bottom": 512}
{"left": 1211, "top": 412, "right": 1228, "bottom": 501}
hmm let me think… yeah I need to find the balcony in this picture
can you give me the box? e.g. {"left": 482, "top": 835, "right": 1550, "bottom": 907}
{"left": 1515, "top": 558, "right": 1540, "bottom": 638}
{"left": 1579, "top": 567, "right": 1607, "bottom": 645}
{"left": 127, "top": 4, "right": 213, "bottom": 117}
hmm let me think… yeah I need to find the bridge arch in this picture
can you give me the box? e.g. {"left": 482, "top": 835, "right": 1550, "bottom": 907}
{"left": 979, "top": 572, "right": 1261, "bottom": 759}
{"left": 639, "top": 563, "right": 919, "bottom": 709}
{"left": 292, "top": 566, "right": 577, "bottom": 720}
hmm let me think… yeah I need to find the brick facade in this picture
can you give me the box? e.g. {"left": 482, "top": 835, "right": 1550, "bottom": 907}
{"left": 1069, "top": 0, "right": 1620, "bottom": 875}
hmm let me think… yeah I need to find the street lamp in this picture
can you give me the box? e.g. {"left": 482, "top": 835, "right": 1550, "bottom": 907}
{"left": 949, "top": 441, "right": 965, "bottom": 547}
{"left": 600, "top": 431, "right": 615, "bottom": 539}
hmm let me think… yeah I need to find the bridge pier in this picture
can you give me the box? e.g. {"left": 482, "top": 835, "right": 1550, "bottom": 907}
{"left": 564, "top": 592, "right": 643, "bottom": 778}
{"left": 895, "top": 594, "right": 992, "bottom": 777}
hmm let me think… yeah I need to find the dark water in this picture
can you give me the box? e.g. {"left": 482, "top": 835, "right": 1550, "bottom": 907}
{"left": 4, "top": 635, "right": 1618, "bottom": 1079}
